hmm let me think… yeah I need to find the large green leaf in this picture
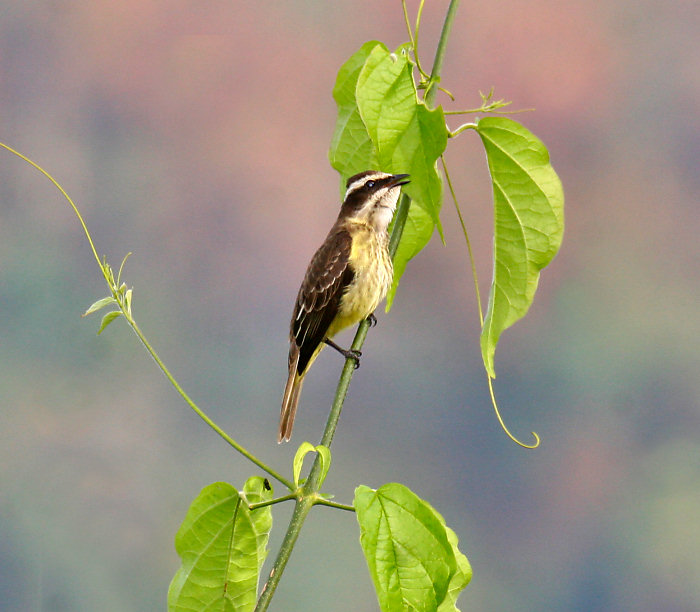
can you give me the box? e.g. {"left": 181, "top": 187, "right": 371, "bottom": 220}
{"left": 355, "top": 483, "right": 470, "bottom": 612}
{"left": 356, "top": 45, "right": 447, "bottom": 309}
{"left": 437, "top": 524, "right": 472, "bottom": 612}
{"left": 329, "top": 43, "right": 448, "bottom": 309}
{"left": 329, "top": 40, "right": 381, "bottom": 184}
{"left": 168, "top": 477, "right": 273, "bottom": 612}
{"left": 476, "top": 117, "right": 564, "bottom": 378}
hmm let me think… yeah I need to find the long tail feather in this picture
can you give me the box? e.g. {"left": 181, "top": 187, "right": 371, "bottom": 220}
{"left": 279, "top": 375, "right": 303, "bottom": 443}
{"left": 279, "top": 342, "right": 327, "bottom": 442}
{"left": 279, "top": 347, "right": 303, "bottom": 443}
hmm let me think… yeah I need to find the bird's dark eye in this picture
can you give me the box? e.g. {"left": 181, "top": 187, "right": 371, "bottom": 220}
{"left": 365, "top": 180, "right": 375, "bottom": 189}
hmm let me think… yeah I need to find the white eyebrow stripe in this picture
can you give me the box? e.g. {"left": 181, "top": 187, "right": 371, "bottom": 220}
{"left": 344, "top": 173, "right": 388, "bottom": 199}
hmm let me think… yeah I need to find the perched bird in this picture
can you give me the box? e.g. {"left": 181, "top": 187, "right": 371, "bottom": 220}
{"left": 279, "top": 171, "right": 410, "bottom": 442}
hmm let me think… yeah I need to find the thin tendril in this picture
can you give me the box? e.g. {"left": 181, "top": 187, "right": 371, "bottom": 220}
{"left": 402, "top": 0, "right": 430, "bottom": 80}
{"left": 117, "top": 252, "right": 132, "bottom": 285}
{"left": 487, "top": 376, "right": 540, "bottom": 449}
{"left": 0, "top": 142, "right": 106, "bottom": 279}
{"left": 444, "top": 107, "right": 533, "bottom": 115}
{"left": 441, "top": 155, "right": 484, "bottom": 324}
{"left": 401, "top": 0, "right": 415, "bottom": 48}
{"left": 413, "top": 0, "right": 430, "bottom": 79}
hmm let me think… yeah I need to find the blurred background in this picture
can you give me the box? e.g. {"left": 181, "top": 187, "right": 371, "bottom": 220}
{"left": 1, "top": 1, "right": 698, "bottom": 610}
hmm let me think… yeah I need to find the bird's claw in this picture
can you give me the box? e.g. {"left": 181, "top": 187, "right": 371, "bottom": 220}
{"left": 348, "top": 349, "right": 362, "bottom": 369}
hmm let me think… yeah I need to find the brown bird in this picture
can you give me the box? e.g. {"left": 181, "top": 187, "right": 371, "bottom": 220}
{"left": 279, "top": 171, "right": 409, "bottom": 442}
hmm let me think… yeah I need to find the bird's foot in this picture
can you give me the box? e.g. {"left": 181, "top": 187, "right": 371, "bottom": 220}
{"left": 325, "top": 338, "right": 362, "bottom": 369}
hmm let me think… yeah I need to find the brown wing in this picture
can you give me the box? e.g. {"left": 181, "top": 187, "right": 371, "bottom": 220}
{"left": 291, "top": 227, "right": 355, "bottom": 375}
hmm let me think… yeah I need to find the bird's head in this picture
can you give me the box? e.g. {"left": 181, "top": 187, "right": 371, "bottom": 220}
{"left": 340, "top": 171, "right": 410, "bottom": 231}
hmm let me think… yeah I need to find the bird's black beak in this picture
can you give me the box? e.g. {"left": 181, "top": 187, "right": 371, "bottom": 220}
{"left": 389, "top": 173, "right": 410, "bottom": 188}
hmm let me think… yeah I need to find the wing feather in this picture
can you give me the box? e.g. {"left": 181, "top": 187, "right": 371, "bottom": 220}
{"left": 290, "top": 227, "right": 354, "bottom": 374}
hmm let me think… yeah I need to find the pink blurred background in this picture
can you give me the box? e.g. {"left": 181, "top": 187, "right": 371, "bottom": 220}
{"left": 1, "top": 1, "right": 698, "bottom": 610}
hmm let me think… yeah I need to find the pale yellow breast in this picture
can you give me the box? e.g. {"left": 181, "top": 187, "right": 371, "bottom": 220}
{"left": 327, "top": 222, "right": 393, "bottom": 338}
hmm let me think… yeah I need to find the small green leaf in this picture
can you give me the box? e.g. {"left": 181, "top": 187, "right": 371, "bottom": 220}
{"left": 293, "top": 441, "right": 316, "bottom": 487}
{"left": 476, "top": 116, "right": 564, "bottom": 377}
{"left": 82, "top": 296, "right": 117, "bottom": 317}
{"left": 97, "top": 310, "right": 122, "bottom": 334}
{"left": 292, "top": 442, "right": 332, "bottom": 489}
{"left": 355, "top": 483, "right": 470, "bottom": 612}
{"left": 314, "top": 444, "right": 332, "bottom": 488}
{"left": 102, "top": 259, "right": 115, "bottom": 285}
{"left": 168, "top": 477, "right": 273, "bottom": 612}
{"left": 124, "top": 288, "right": 133, "bottom": 316}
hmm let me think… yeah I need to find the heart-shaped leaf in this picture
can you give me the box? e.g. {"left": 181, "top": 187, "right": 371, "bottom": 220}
{"left": 355, "top": 483, "right": 470, "bottom": 611}
{"left": 168, "top": 477, "right": 273, "bottom": 612}
{"left": 476, "top": 117, "right": 564, "bottom": 377}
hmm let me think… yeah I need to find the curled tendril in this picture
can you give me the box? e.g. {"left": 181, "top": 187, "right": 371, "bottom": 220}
{"left": 487, "top": 375, "right": 540, "bottom": 449}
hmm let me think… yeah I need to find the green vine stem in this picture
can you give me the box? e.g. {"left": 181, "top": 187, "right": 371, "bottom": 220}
{"left": 424, "top": 0, "right": 460, "bottom": 108}
{"left": 0, "top": 141, "right": 295, "bottom": 491}
{"left": 254, "top": 2, "right": 461, "bottom": 609}
{"left": 124, "top": 317, "right": 295, "bottom": 487}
